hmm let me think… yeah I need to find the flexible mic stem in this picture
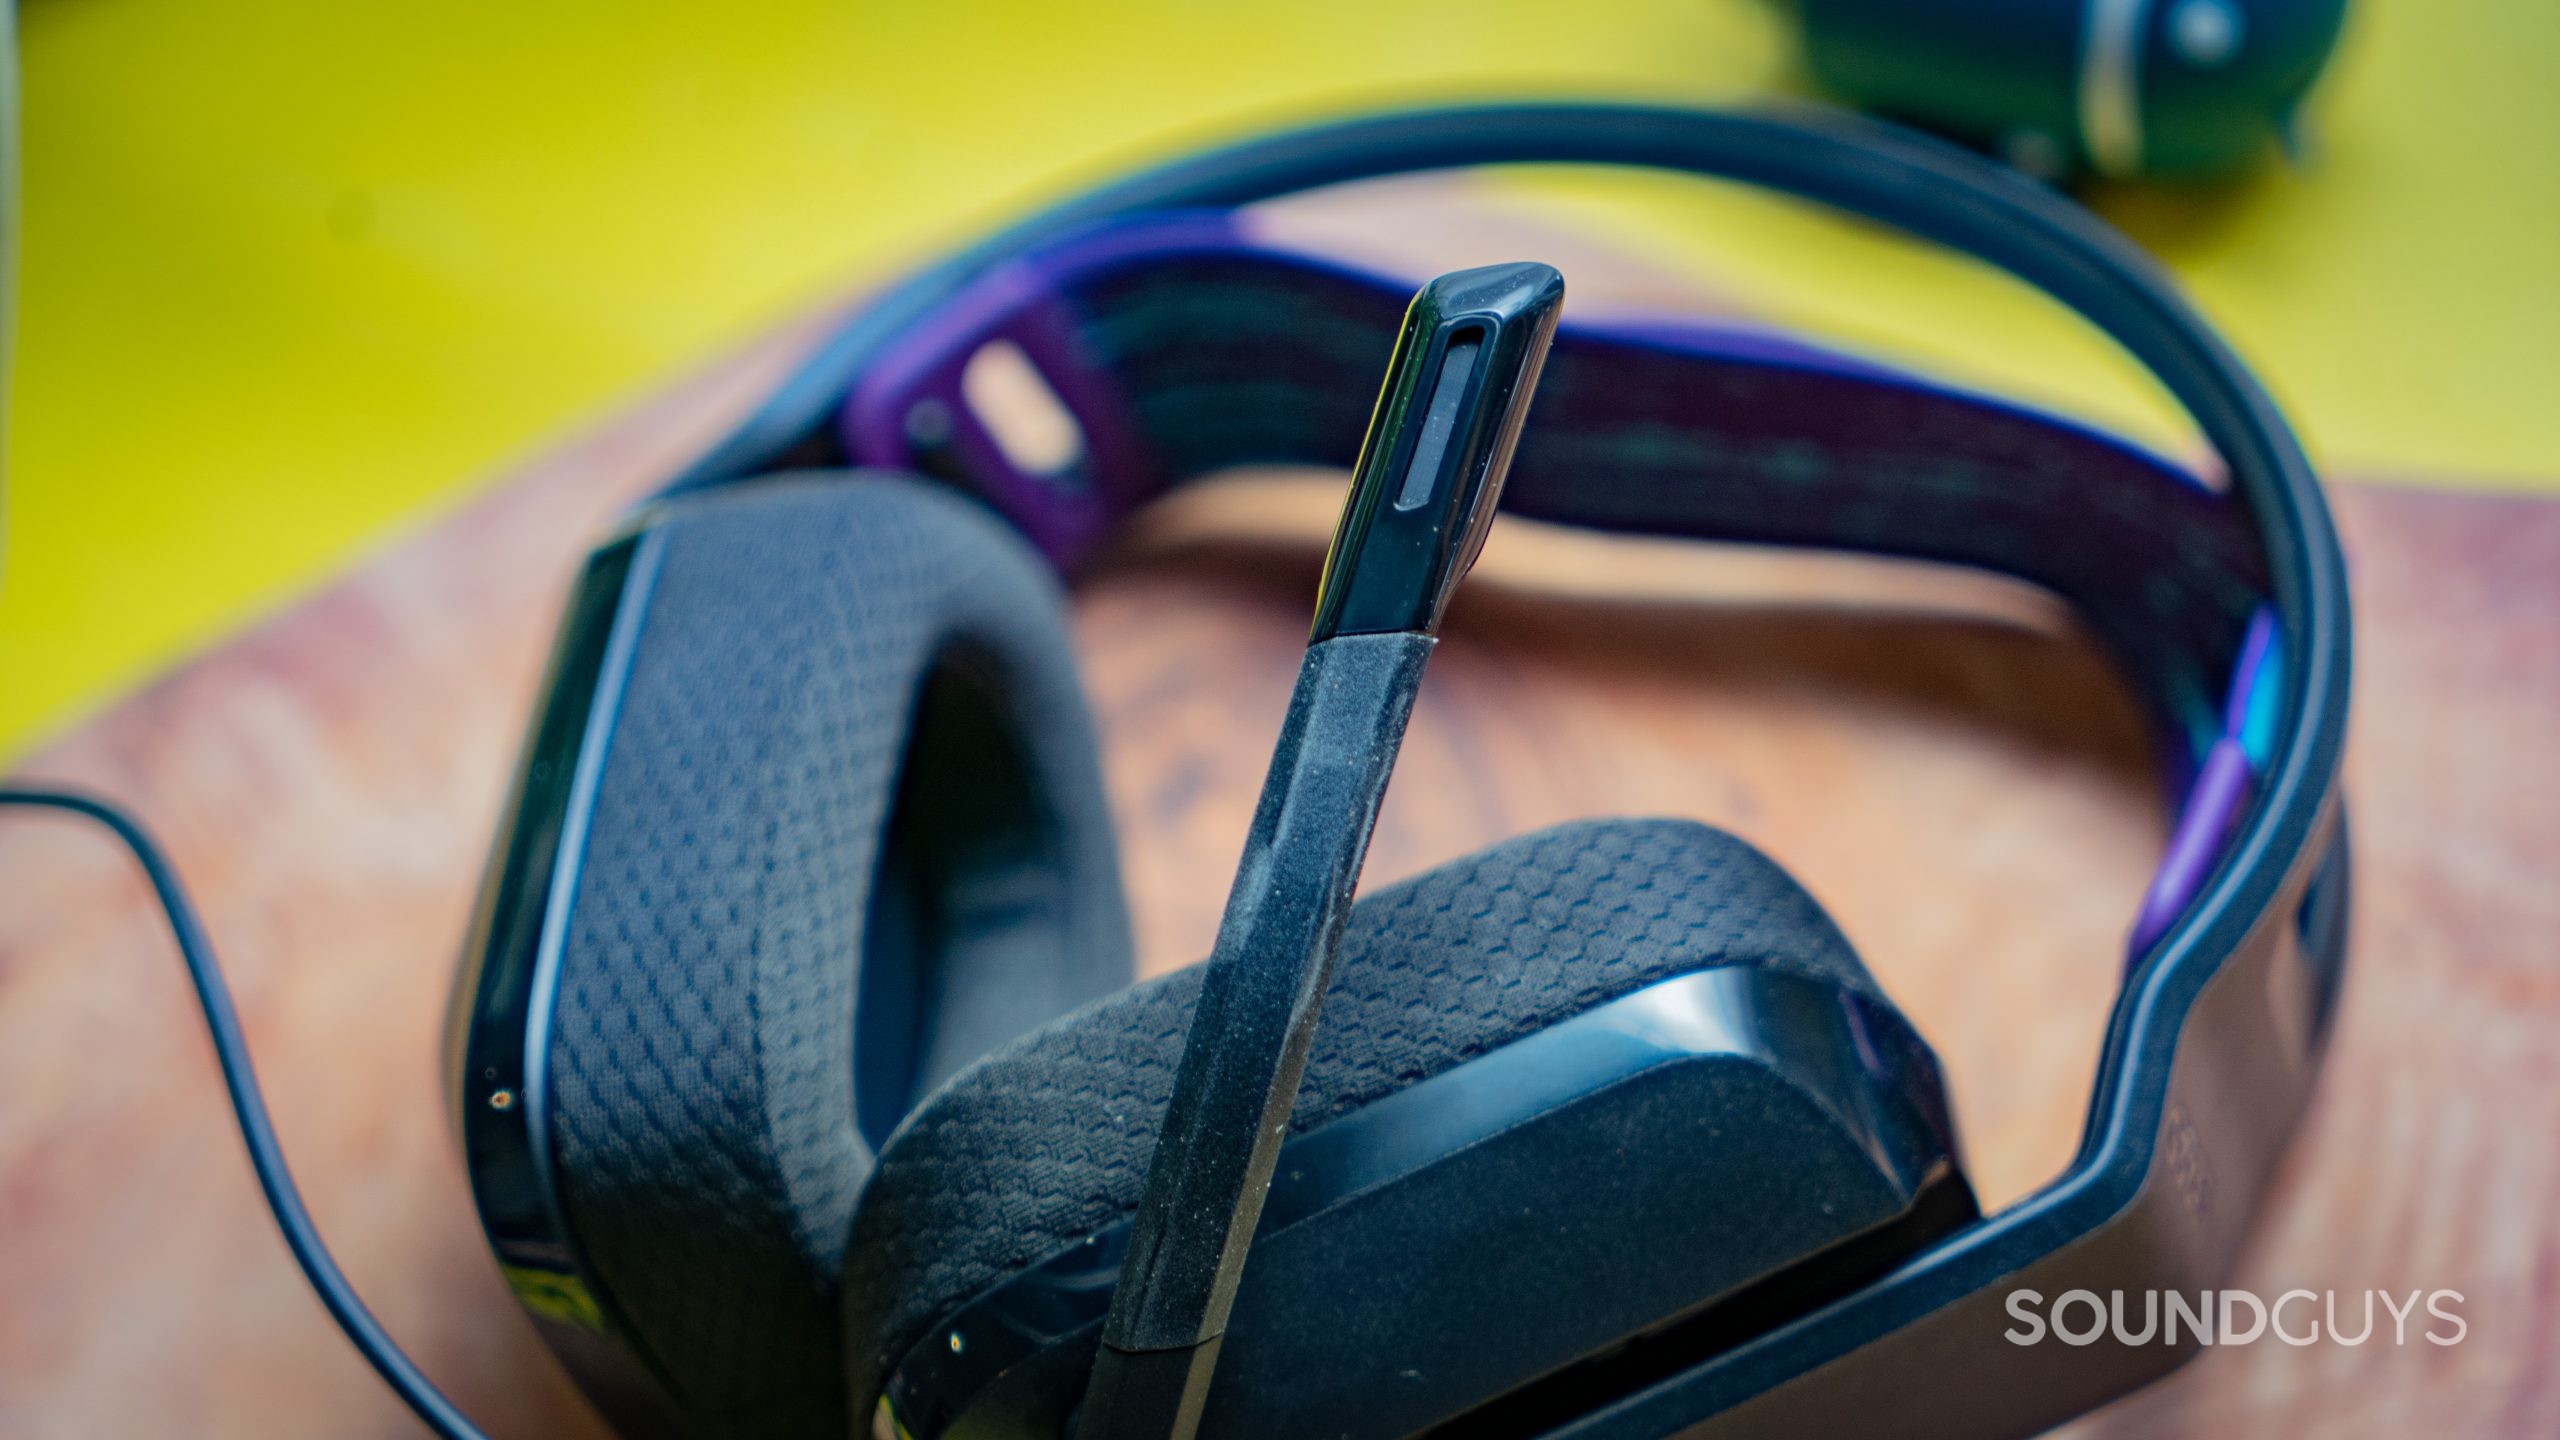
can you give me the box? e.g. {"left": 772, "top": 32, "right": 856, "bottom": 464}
{"left": 1077, "top": 261, "right": 1564, "bottom": 1440}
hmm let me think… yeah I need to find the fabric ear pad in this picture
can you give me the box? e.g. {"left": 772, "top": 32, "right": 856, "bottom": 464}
{"left": 542, "top": 473, "right": 1134, "bottom": 1439}
{"left": 841, "top": 816, "right": 1891, "bottom": 1415}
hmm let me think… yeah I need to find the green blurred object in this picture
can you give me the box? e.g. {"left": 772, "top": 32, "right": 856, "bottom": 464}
{"left": 1795, "top": 0, "right": 2349, "bottom": 177}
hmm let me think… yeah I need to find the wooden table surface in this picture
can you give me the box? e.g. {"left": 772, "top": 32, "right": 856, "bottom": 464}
{"left": 2, "top": 193, "right": 2554, "bottom": 1438}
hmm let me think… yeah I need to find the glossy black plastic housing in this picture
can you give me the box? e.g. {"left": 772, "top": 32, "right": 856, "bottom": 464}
{"left": 1311, "top": 261, "right": 1564, "bottom": 640}
{"left": 443, "top": 524, "right": 684, "bottom": 1437}
{"left": 886, "top": 967, "right": 1974, "bottom": 1440}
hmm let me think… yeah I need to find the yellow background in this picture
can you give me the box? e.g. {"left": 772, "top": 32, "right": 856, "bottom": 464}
{"left": 6, "top": 0, "right": 2554, "bottom": 757}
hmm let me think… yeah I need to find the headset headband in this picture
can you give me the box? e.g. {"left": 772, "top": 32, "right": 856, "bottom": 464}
{"left": 624, "top": 102, "right": 2348, "bottom": 1434}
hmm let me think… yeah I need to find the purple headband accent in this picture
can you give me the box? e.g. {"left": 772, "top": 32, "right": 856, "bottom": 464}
{"left": 839, "top": 214, "right": 1255, "bottom": 564}
{"left": 834, "top": 208, "right": 2273, "bottom": 967}
{"left": 2127, "top": 603, "right": 2283, "bottom": 961}
{"left": 843, "top": 210, "right": 2216, "bottom": 570}
{"left": 2127, "top": 738, "right": 2255, "bottom": 959}
{"left": 2225, "top": 605, "right": 2280, "bottom": 738}
{"left": 1589, "top": 316, "right": 1909, "bottom": 382}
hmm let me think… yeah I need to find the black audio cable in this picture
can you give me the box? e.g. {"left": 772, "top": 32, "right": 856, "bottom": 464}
{"left": 0, "top": 787, "right": 495, "bottom": 1440}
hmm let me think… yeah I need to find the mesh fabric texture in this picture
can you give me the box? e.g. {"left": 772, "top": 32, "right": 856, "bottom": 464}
{"left": 841, "top": 816, "right": 1882, "bottom": 1412}
{"left": 545, "top": 473, "right": 1132, "bottom": 1439}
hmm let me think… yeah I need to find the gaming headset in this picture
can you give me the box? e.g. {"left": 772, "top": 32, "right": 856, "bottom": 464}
{"left": 431, "top": 98, "right": 2352, "bottom": 1440}
{"left": 4, "top": 98, "right": 2348, "bottom": 1440}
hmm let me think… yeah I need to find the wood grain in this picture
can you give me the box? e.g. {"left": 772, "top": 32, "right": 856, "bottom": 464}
{"left": 1, "top": 196, "right": 2553, "bottom": 1439}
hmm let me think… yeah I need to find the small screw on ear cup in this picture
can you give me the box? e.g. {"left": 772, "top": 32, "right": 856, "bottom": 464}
{"left": 539, "top": 473, "right": 1133, "bottom": 1439}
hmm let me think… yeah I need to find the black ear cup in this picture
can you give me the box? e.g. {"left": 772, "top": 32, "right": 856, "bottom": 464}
{"left": 840, "top": 817, "right": 1896, "bottom": 1417}
{"left": 542, "top": 473, "right": 1133, "bottom": 1438}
